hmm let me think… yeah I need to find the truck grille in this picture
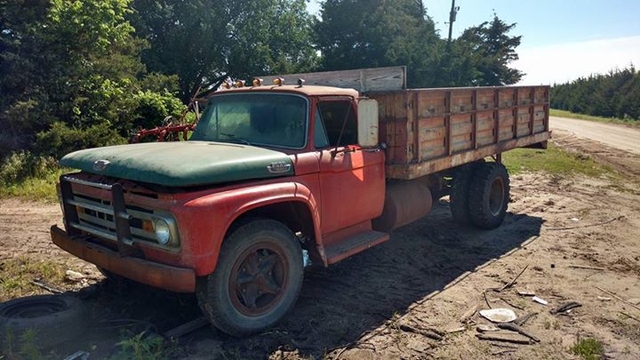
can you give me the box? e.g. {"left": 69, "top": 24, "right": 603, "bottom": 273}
{"left": 60, "top": 175, "right": 163, "bottom": 247}
{"left": 68, "top": 193, "right": 157, "bottom": 243}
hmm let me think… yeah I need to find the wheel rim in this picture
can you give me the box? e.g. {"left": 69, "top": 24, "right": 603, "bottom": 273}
{"left": 229, "top": 242, "right": 289, "bottom": 317}
{"left": 489, "top": 177, "right": 505, "bottom": 216}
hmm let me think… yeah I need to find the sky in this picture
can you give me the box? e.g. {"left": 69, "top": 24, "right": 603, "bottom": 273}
{"left": 307, "top": 0, "right": 640, "bottom": 85}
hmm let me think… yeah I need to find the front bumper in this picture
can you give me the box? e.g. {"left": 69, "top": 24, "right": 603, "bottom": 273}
{"left": 51, "top": 225, "right": 196, "bottom": 293}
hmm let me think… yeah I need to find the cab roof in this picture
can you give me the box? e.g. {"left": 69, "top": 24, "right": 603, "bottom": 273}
{"left": 213, "top": 85, "right": 360, "bottom": 98}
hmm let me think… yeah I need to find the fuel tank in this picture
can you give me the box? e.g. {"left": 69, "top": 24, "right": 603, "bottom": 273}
{"left": 372, "top": 179, "right": 433, "bottom": 232}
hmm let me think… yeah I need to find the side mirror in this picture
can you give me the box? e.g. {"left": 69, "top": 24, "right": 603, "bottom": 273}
{"left": 357, "top": 99, "right": 379, "bottom": 147}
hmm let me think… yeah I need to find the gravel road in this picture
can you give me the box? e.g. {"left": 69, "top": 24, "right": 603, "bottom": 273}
{"left": 550, "top": 116, "right": 640, "bottom": 155}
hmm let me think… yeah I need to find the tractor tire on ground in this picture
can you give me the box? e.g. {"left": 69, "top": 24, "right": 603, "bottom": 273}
{"left": 0, "top": 295, "right": 89, "bottom": 350}
{"left": 468, "top": 162, "right": 510, "bottom": 229}
{"left": 196, "top": 218, "right": 303, "bottom": 337}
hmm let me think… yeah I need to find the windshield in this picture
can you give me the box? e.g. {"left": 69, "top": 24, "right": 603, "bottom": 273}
{"left": 191, "top": 93, "right": 308, "bottom": 148}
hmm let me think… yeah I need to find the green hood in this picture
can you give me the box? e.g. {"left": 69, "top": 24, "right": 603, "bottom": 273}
{"left": 60, "top": 141, "right": 294, "bottom": 187}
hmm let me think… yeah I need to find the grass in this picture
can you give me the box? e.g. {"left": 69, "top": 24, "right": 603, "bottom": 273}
{"left": 502, "top": 142, "right": 612, "bottom": 177}
{"left": 2, "top": 328, "right": 43, "bottom": 360}
{"left": 0, "top": 168, "right": 64, "bottom": 203}
{"left": 112, "top": 331, "right": 167, "bottom": 360}
{"left": 571, "top": 337, "right": 605, "bottom": 360}
{"left": 550, "top": 109, "right": 639, "bottom": 127}
{"left": 0, "top": 151, "right": 65, "bottom": 202}
{"left": 0, "top": 256, "right": 67, "bottom": 302}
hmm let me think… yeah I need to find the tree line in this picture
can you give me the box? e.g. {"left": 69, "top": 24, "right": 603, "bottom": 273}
{"left": 1, "top": 0, "right": 524, "bottom": 169}
{"left": 551, "top": 66, "right": 640, "bottom": 121}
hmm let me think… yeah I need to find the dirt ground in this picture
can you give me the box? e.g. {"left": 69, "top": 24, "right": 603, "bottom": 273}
{"left": 1, "top": 128, "right": 640, "bottom": 359}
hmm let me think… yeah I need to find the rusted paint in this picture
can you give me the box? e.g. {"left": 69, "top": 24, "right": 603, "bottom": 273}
{"left": 51, "top": 225, "right": 196, "bottom": 293}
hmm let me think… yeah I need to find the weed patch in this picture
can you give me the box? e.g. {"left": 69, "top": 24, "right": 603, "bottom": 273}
{"left": 503, "top": 142, "right": 611, "bottom": 177}
{"left": 111, "top": 330, "right": 180, "bottom": 360}
{"left": 571, "top": 337, "right": 604, "bottom": 360}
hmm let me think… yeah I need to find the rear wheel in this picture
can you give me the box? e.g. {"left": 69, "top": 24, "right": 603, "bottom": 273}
{"left": 468, "top": 162, "right": 510, "bottom": 229}
{"left": 450, "top": 161, "right": 484, "bottom": 225}
{"left": 197, "top": 219, "right": 303, "bottom": 336}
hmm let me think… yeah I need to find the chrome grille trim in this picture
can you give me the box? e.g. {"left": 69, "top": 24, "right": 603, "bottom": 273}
{"left": 60, "top": 175, "right": 179, "bottom": 248}
{"left": 62, "top": 175, "right": 113, "bottom": 190}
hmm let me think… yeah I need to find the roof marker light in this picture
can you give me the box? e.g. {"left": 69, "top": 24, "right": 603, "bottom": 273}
{"left": 297, "top": 78, "right": 305, "bottom": 87}
{"left": 274, "top": 77, "right": 285, "bottom": 86}
{"left": 252, "top": 78, "right": 263, "bottom": 87}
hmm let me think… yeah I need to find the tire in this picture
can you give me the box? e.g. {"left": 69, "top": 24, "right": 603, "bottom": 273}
{"left": 468, "top": 162, "right": 510, "bottom": 229}
{"left": 450, "top": 160, "right": 484, "bottom": 225}
{"left": 0, "top": 295, "right": 89, "bottom": 350}
{"left": 197, "top": 219, "right": 303, "bottom": 337}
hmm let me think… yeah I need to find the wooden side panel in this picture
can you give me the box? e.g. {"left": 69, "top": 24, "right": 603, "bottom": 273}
{"left": 418, "top": 117, "right": 447, "bottom": 159}
{"left": 376, "top": 92, "right": 411, "bottom": 164}
{"left": 371, "top": 85, "right": 551, "bottom": 179}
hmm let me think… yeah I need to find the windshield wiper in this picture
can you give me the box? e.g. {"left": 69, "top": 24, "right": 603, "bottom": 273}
{"left": 220, "top": 133, "right": 252, "bottom": 145}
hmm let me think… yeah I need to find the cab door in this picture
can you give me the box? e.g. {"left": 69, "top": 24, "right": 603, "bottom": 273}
{"left": 314, "top": 98, "right": 385, "bottom": 234}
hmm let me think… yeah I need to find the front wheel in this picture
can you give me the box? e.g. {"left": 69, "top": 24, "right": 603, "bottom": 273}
{"left": 197, "top": 219, "right": 303, "bottom": 336}
{"left": 468, "top": 162, "right": 510, "bottom": 229}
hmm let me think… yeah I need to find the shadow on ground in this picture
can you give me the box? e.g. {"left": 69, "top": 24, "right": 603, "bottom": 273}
{"left": 53, "top": 201, "right": 542, "bottom": 359}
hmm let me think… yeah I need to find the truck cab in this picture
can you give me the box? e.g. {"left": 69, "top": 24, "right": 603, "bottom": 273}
{"left": 52, "top": 83, "right": 390, "bottom": 336}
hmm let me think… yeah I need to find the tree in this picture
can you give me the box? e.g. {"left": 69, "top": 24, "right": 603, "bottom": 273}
{"left": 0, "top": 0, "right": 184, "bottom": 159}
{"left": 0, "top": 0, "right": 53, "bottom": 153}
{"left": 551, "top": 66, "right": 640, "bottom": 120}
{"left": 315, "top": 0, "right": 442, "bottom": 88}
{"left": 129, "top": 0, "right": 319, "bottom": 101}
{"left": 454, "top": 15, "right": 524, "bottom": 86}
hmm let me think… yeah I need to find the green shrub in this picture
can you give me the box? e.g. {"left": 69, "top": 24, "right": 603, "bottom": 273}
{"left": 35, "top": 121, "right": 126, "bottom": 159}
{"left": 131, "top": 90, "right": 186, "bottom": 130}
{"left": 0, "top": 151, "right": 58, "bottom": 186}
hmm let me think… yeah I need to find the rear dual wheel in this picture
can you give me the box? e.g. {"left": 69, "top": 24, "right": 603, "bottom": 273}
{"left": 450, "top": 161, "right": 510, "bottom": 229}
{"left": 450, "top": 161, "right": 484, "bottom": 225}
{"left": 197, "top": 219, "right": 303, "bottom": 337}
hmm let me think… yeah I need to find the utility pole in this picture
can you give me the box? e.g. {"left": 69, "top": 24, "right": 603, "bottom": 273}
{"left": 447, "top": 0, "right": 460, "bottom": 44}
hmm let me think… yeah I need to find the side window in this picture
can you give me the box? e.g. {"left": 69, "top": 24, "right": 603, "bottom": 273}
{"left": 314, "top": 108, "right": 330, "bottom": 148}
{"left": 317, "top": 101, "right": 357, "bottom": 146}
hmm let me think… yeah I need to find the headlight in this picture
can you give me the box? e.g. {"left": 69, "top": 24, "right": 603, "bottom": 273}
{"left": 153, "top": 218, "right": 172, "bottom": 245}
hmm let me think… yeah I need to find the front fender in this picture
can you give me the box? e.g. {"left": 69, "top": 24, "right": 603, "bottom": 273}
{"left": 173, "top": 181, "right": 321, "bottom": 276}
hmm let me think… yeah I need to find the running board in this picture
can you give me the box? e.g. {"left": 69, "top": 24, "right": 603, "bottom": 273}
{"left": 324, "top": 231, "right": 389, "bottom": 265}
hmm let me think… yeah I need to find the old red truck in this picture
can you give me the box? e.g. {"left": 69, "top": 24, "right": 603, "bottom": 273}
{"left": 51, "top": 67, "right": 550, "bottom": 336}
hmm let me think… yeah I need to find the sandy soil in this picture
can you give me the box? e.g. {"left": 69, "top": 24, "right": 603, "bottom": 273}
{"left": 1, "top": 123, "right": 640, "bottom": 359}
